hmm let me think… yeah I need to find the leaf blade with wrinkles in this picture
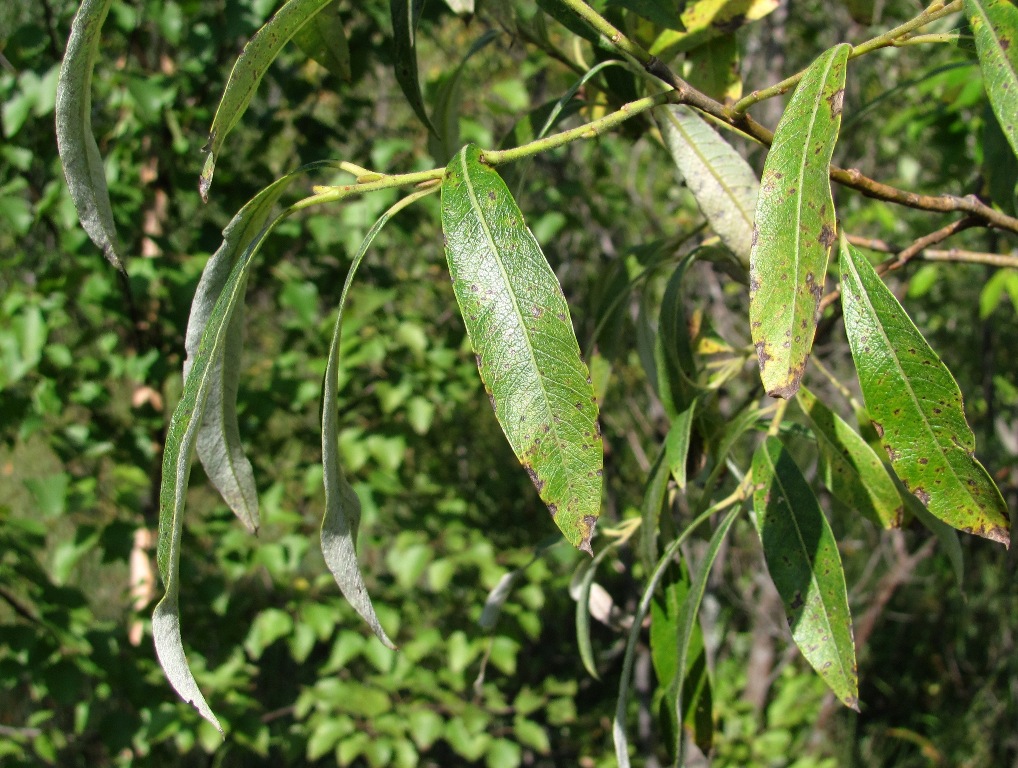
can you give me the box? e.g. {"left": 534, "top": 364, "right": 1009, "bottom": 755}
{"left": 659, "top": 105, "right": 759, "bottom": 267}
{"left": 391, "top": 0, "right": 437, "bottom": 135}
{"left": 55, "top": 0, "right": 124, "bottom": 271}
{"left": 839, "top": 236, "right": 1010, "bottom": 545}
{"left": 200, "top": 0, "right": 333, "bottom": 200}
{"left": 749, "top": 44, "right": 849, "bottom": 399}
{"left": 183, "top": 176, "right": 305, "bottom": 532}
{"left": 321, "top": 188, "right": 437, "bottom": 650}
{"left": 966, "top": 0, "right": 1018, "bottom": 158}
{"left": 796, "top": 386, "right": 902, "bottom": 529}
{"left": 752, "top": 436, "right": 859, "bottom": 710}
{"left": 441, "top": 145, "right": 603, "bottom": 552}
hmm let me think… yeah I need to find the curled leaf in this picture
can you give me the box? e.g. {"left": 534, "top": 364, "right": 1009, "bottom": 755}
{"left": 55, "top": 0, "right": 124, "bottom": 271}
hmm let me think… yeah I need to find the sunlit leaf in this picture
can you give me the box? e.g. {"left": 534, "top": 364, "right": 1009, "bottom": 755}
{"left": 391, "top": 0, "right": 437, "bottom": 135}
{"left": 55, "top": 0, "right": 124, "bottom": 271}
{"left": 752, "top": 436, "right": 859, "bottom": 710}
{"left": 322, "top": 188, "right": 437, "bottom": 650}
{"left": 200, "top": 0, "right": 333, "bottom": 200}
{"left": 442, "top": 0, "right": 475, "bottom": 14}
{"left": 292, "top": 0, "right": 352, "bottom": 82}
{"left": 839, "top": 237, "right": 1010, "bottom": 546}
{"left": 966, "top": 0, "right": 1018, "bottom": 158}
{"left": 665, "top": 402, "right": 696, "bottom": 491}
{"left": 650, "top": 0, "right": 778, "bottom": 58}
{"left": 441, "top": 145, "right": 602, "bottom": 552}
{"left": 796, "top": 386, "right": 902, "bottom": 529}
{"left": 659, "top": 105, "right": 758, "bottom": 266}
{"left": 750, "top": 44, "right": 849, "bottom": 399}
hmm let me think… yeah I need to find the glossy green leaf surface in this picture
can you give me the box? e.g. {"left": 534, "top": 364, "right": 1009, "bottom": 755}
{"left": 966, "top": 0, "right": 1018, "bottom": 158}
{"left": 749, "top": 44, "right": 849, "bottom": 399}
{"left": 321, "top": 189, "right": 436, "bottom": 650}
{"left": 839, "top": 238, "right": 1010, "bottom": 545}
{"left": 55, "top": 0, "right": 124, "bottom": 271}
{"left": 200, "top": 0, "right": 332, "bottom": 200}
{"left": 441, "top": 145, "right": 602, "bottom": 552}
{"left": 183, "top": 177, "right": 303, "bottom": 533}
{"left": 796, "top": 387, "right": 902, "bottom": 529}
{"left": 292, "top": 0, "right": 352, "bottom": 82}
{"left": 391, "top": 0, "right": 437, "bottom": 135}
{"left": 752, "top": 436, "right": 859, "bottom": 710}
{"left": 659, "top": 105, "right": 758, "bottom": 267}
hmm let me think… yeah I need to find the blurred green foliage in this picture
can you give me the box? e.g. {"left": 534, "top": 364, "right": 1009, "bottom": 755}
{"left": 2, "top": 0, "right": 1017, "bottom": 766}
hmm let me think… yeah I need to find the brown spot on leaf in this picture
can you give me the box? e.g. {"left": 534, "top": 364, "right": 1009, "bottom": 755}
{"left": 579, "top": 515, "right": 598, "bottom": 555}
{"left": 819, "top": 224, "right": 836, "bottom": 250}
{"left": 914, "top": 487, "right": 930, "bottom": 506}
{"left": 755, "top": 340, "right": 772, "bottom": 365}
{"left": 790, "top": 591, "right": 804, "bottom": 611}
{"left": 873, "top": 421, "right": 884, "bottom": 438}
{"left": 827, "top": 88, "right": 845, "bottom": 116}
{"left": 548, "top": 503, "right": 558, "bottom": 517}
{"left": 525, "top": 465, "right": 544, "bottom": 492}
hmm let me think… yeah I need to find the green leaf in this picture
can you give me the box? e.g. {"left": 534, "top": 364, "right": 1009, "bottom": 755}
{"left": 966, "top": 0, "right": 1018, "bottom": 158}
{"left": 199, "top": 0, "right": 333, "bottom": 200}
{"left": 573, "top": 537, "right": 623, "bottom": 679}
{"left": 613, "top": 506, "right": 740, "bottom": 767}
{"left": 752, "top": 436, "right": 859, "bottom": 710}
{"left": 55, "top": 0, "right": 124, "bottom": 271}
{"left": 441, "top": 145, "right": 603, "bottom": 552}
{"left": 292, "top": 0, "right": 352, "bottom": 82}
{"left": 322, "top": 188, "right": 437, "bottom": 651}
{"left": 685, "top": 35, "right": 742, "bottom": 105}
{"left": 659, "top": 105, "right": 758, "bottom": 267}
{"left": 838, "top": 237, "right": 1010, "bottom": 545}
{"left": 665, "top": 402, "right": 696, "bottom": 491}
{"left": 428, "top": 30, "right": 499, "bottom": 164}
{"left": 749, "top": 44, "right": 850, "bottom": 399}
{"left": 184, "top": 177, "right": 305, "bottom": 533}
{"left": 654, "top": 256, "right": 701, "bottom": 418}
{"left": 650, "top": 559, "right": 713, "bottom": 759}
{"left": 650, "top": 0, "right": 779, "bottom": 58}
{"left": 390, "top": 0, "right": 437, "bottom": 136}
{"left": 796, "top": 386, "right": 902, "bottom": 529}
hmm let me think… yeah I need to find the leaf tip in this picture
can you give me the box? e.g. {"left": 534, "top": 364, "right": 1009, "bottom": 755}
{"left": 578, "top": 515, "right": 598, "bottom": 556}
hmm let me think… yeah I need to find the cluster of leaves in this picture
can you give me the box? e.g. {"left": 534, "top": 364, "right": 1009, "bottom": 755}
{"left": 6, "top": 0, "right": 1018, "bottom": 764}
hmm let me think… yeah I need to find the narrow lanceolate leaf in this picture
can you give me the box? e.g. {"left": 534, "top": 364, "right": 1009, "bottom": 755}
{"left": 749, "top": 44, "right": 849, "bottom": 399}
{"left": 292, "top": 0, "right": 352, "bottom": 82}
{"left": 659, "top": 105, "right": 758, "bottom": 267}
{"left": 183, "top": 176, "right": 303, "bottom": 532}
{"left": 966, "top": 0, "right": 1018, "bottom": 158}
{"left": 55, "top": 0, "right": 124, "bottom": 271}
{"left": 796, "top": 387, "right": 902, "bottom": 529}
{"left": 155, "top": 167, "right": 321, "bottom": 730}
{"left": 752, "top": 437, "right": 859, "bottom": 710}
{"left": 200, "top": 0, "right": 333, "bottom": 200}
{"left": 839, "top": 237, "right": 1010, "bottom": 545}
{"left": 441, "top": 145, "right": 603, "bottom": 552}
{"left": 322, "top": 189, "right": 435, "bottom": 649}
{"left": 391, "top": 0, "right": 437, "bottom": 135}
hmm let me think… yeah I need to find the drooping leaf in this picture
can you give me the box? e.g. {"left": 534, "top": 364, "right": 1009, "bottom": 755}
{"left": 665, "top": 402, "right": 697, "bottom": 491}
{"left": 200, "top": 0, "right": 333, "bottom": 200}
{"left": 613, "top": 506, "right": 740, "bottom": 767}
{"left": 573, "top": 535, "right": 626, "bottom": 679}
{"left": 322, "top": 187, "right": 437, "bottom": 650}
{"left": 655, "top": 256, "right": 702, "bottom": 418}
{"left": 428, "top": 30, "right": 499, "bottom": 164}
{"left": 749, "top": 44, "right": 849, "bottom": 399}
{"left": 292, "top": 0, "right": 352, "bottom": 82}
{"left": 391, "top": 0, "right": 437, "bottom": 135}
{"left": 650, "top": 559, "right": 713, "bottom": 759}
{"left": 796, "top": 386, "right": 902, "bottom": 529}
{"left": 184, "top": 176, "right": 306, "bottom": 533}
{"left": 640, "top": 447, "right": 671, "bottom": 571}
{"left": 441, "top": 145, "right": 603, "bottom": 552}
{"left": 55, "top": 0, "right": 124, "bottom": 271}
{"left": 838, "top": 237, "right": 1010, "bottom": 546}
{"left": 966, "top": 0, "right": 1018, "bottom": 158}
{"left": 658, "top": 105, "right": 759, "bottom": 267}
{"left": 650, "top": 0, "right": 778, "bottom": 58}
{"left": 752, "top": 436, "right": 859, "bottom": 710}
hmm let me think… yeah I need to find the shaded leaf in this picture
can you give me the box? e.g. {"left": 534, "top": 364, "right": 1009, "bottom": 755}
{"left": 665, "top": 402, "right": 697, "bottom": 491}
{"left": 655, "top": 256, "right": 701, "bottom": 418}
{"left": 391, "top": 0, "right": 437, "bottom": 135}
{"left": 428, "top": 30, "right": 499, "bottom": 164}
{"left": 573, "top": 536, "right": 625, "bottom": 679}
{"left": 839, "top": 237, "right": 1010, "bottom": 545}
{"left": 752, "top": 436, "right": 859, "bottom": 710}
{"left": 55, "top": 0, "right": 124, "bottom": 271}
{"left": 966, "top": 0, "right": 1018, "bottom": 158}
{"left": 183, "top": 177, "right": 305, "bottom": 532}
{"left": 750, "top": 44, "right": 849, "bottom": 399}
{"left": 659, "top": 105, "right": 758, "bottom": 266}
{"left": 606, "top": 0, "right": 683, "bottom": 29}
{"left": 322, "top": 188, "right": 437, "bottom": 650}
{"left": 441, "top": 145, "right": 602, "bottom": 552}
{"left": 650, "top": 0, "right": 778, "bottom": 58}
{"left": 685, "top": 35, "right": 743, "bottom": 105}
{"left": 292, "top": 0, "right": 352, "bottom": 82}
{"left": 200, "top": 0, "right": 333, "bottom": 200}
{"left": 796, "top": 386, "right": 902, "bottom": 529}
